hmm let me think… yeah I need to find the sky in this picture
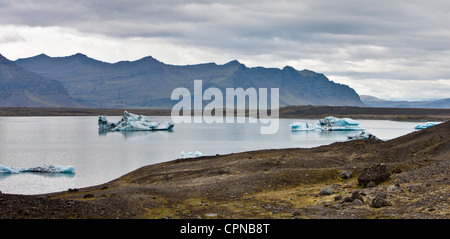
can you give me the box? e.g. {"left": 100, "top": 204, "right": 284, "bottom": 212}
{"left": 0, "top": 0, "right": 449, "bottom": 101}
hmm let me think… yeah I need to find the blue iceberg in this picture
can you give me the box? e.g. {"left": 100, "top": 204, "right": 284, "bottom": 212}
{"left": 316, "top": 116, "right": 365, "bottom": 131}
{"left": 99, "top": 111, "right": 174, "bottom": 131}
{"left": 291, "top": 116, "right": 365, "bottom": 132}
{"left": 0, "top": 164, "right": 75, "bottom": 174}
{"left": 289, "top": 122, "right": 318, "bottom": 131}
{"left": 414, "top": 122, "right": 438, "bottom": 130}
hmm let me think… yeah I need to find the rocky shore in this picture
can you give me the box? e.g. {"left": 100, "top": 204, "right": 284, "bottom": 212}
{"left": 1, "top": 119, "right": 448, "bottom": 219}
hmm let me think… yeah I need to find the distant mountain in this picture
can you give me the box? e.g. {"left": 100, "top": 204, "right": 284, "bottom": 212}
{"left": 0, "top": 54, "right": 81, "bottom": 107}
{"left": 16, "top": 53, "right": 364, "bottom": 108}
{"left": 360, "top": 95, "right": 450, "bottom": 108}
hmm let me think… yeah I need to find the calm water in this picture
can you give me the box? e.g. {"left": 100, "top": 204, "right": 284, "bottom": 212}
{"left": 0, "top": 116, "right": 419, "bottom": 195}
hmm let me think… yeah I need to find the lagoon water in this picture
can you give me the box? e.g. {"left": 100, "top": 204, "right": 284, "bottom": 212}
{"left": 0, "top": 116, "right": 419, "bottom": 195}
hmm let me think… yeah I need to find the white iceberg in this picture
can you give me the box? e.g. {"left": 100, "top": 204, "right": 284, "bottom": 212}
{"left": 289, "top": 122, "right": 318, "bottom": 131}
{"left": 99, "top": 111, "right": 174, "bottom": 131}
{"left": 316, "top": 116, "right": 365, "bottom": 131}
{"left": 0, "top": 164, "right": 75, "bottom": 174}
{"left": 414, "top": 122, "right": 438, "bottom": 130}
{"left": 180, "top": 151, "right": 204, "bottom": 158}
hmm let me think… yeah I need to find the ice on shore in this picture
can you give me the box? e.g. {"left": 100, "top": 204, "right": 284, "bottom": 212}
{"left": 0, "top": 164, "right": 75, "bottom": 174}
{"left": 98, "top": 111, "right": 174, "bottom": 131}
{"left": 180, "top": 151, "right": 204, "bottom": 158}
{"left": 414, "top": 122, "right": 438, "bottom": 130}
{"left": 347, "top": 131, "right": 379, "bottom": 140}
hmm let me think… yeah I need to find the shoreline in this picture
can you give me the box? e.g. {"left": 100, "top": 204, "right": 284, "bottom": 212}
{"left": 1, "top": 105, "right": 449, "bottom": 121}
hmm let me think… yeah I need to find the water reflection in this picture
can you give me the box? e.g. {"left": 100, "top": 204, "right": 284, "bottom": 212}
{"left": 0, "top": 171, "right": 75, "bottom": 180}
{"left": 290, "top": 129, "right": 364, "bottom": 140}
{"left": 98, "top": 129, "right": 174, "bottom": 138}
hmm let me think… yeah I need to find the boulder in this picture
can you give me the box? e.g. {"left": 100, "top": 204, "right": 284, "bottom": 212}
{"left": 351, "top": 191, "right": 364, "bottom": 202}
{"left": 358, "top": 164, "right": 391, "bottom": 187}
{"left": 319, "top": 186, "right": 334, "bottom": 195}
{"left": 342, "top": 191, "right": 364, "bottom": 203}
{"left": 352, "top": 199, "right": 364, "bottom": 206}
{"left": 371, "top": 197, "right": 391, "bottom": 208}
{"left": 340, "top": 170, "right": 353, "bottom": 179}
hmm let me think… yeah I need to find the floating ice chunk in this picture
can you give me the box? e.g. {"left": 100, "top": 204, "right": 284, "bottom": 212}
{"left": 290, "top": 116, "right": 365, "bottom": 132}
{"left": 289, "top": 122, "right": 318, "bottom": 131}
{"left": 194, "top": 151, "right": 203, "bottom": 157}
{"left": 99, "top": 111, "right": 174, "bottom": 131}
{"left": 0, "top": 164, "right": 19, "bottom": 173}
{"left": 0, "top": 164, "right": 75, "bottom": 174}
{"left": 22, "top": 164, "right": 75, "bottom": 173}
{"left": 316, "top": 116, "right": 365, "bottom": 131}
{"left": 180, "top": 151, "right": 204, "bottom": 158}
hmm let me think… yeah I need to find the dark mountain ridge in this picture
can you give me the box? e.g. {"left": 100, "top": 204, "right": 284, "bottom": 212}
{"left": 360, "top": 95, "right": 450, "bottom": 109}
{"left": 16, "top": 53, "right": 364, "bottom": 108}
{"left": 0, "top": 54, "right": 81, "bottom": 107}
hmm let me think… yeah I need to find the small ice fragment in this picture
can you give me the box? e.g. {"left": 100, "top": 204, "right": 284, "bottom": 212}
{"left": 194, "top": 151, "right": 203, "bottom": 157}
{"left": 180, "top": 151, "right": 204, "bottom": 158}
{"left": 289, "top": 122, "right": 317, "bottom": 131}
{"left": 0, "top": 164, "right": 18, "bottom": 173}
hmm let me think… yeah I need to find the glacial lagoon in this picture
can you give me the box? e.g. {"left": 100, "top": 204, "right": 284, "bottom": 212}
{"left": 0, "top": 116, "right": 419, "bottom": 195}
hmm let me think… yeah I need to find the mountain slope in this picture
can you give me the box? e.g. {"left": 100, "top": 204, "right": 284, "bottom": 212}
{"left": 0, "top": 54, "right": 81, "bottom": 107}
{"left": 16, "top": 54, "right": 364, "bottom": 108}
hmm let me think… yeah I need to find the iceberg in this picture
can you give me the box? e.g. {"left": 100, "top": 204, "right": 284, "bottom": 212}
{"left": 289, "top": 122, "right": 318, "bottom": 131}
{"left": 0, "top": 164, "right": 75, "bottom": 174}
{"left": 347, "top": 131, "right": 379, "bottom": 140}
{"left": 414, "top": 122, "right": 438, "bottom": 130}
{"left": 99, "top": 111, "right": 174, "bottom": 131}
{"left": 180, "top": 151, "right": 204, "bottom": 158}
{"left": 290, "top": 116, "right": 365, "bottom": 132}
{"left": 316, "top": 116, "right": 365, "bottom": 131}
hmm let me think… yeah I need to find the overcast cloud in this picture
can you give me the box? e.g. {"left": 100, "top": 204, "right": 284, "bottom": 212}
{"left": 0, "top": 0, "right": 449, "bottom": 100}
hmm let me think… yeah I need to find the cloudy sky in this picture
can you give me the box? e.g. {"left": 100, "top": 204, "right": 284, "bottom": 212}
{"left": 1, "top": 0, "right": 449, "bottom": 101}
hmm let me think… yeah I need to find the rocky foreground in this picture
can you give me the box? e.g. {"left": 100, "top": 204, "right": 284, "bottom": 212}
{"left": 0, "top": 121, "right": 449, "bottom": 219}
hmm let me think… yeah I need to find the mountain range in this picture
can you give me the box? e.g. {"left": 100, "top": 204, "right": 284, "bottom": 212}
{"left": 3, "top": 53, "right": 449, "bottom": 109}
{"left": 9, "top": 53, "right": 364, "bottom": 108}
{"left": 360, "top": 95, "right": 450, "bottom": 109}
{"left": 0, "top": 54, "right": 81, "bottom": 107}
